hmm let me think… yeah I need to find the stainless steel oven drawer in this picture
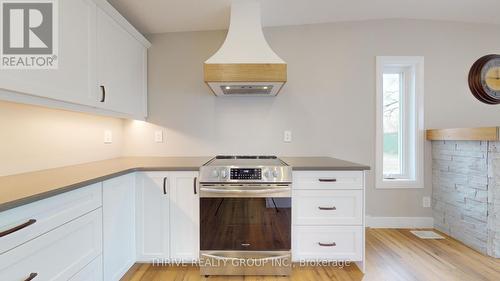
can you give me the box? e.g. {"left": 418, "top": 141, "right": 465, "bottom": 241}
{"left": 200, "top": 251, "right": 291, "bottom": 276}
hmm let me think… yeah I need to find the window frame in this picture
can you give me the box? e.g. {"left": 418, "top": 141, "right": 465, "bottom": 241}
{"left": 375, "top": 56, "right": 424, "bottom": 189}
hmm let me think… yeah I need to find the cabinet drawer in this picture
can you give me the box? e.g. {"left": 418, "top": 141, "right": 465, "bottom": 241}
{"left": 0, "top": 209, "right": 102, "bottom": 281}
{"left": 293, "top": 190, "right": 362, "bottom": 225}
{"left": 0, "top": 183, "right": 102, "bottom": 254}
{"left": 293, "top": 226, "right": 363, "bottom": 261}
{"left": 70, "top": 255, "right": 103, "bottom": 281}
{"left": 293, "top": 171, "right": 363, "bottom": 190}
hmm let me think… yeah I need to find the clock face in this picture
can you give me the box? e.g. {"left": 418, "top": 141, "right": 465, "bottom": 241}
{"left": 481, "top": 58, "right": 500, "bottom": 98}
{"left": 469, "top": 54, "right": 500, "bottom": 104}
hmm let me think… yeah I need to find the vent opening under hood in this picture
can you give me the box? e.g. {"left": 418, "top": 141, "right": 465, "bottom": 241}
{"left": 204, "top": 1, "right": 287, "bottom": 97}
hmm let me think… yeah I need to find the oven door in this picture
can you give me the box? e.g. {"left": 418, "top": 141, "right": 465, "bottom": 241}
{"left": 200, "top": 183, "right": 291, "bottom": 251}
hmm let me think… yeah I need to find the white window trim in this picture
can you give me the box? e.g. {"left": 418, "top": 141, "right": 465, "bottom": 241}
{"left": 375, "top": 56, "right": 424, "bottom": 189}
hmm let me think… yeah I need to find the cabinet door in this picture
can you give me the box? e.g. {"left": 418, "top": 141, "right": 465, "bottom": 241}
{"left": 0, "top": 0, "right": 97, "bottom": 106}
{"left": 96, "top": 8, "right": 147, "bottom": 118}
{"left": 103, "top": 174, "right": 135, "bottom": 281}
{"left": 69, "top": 255, "right": 103, "bottom": 281}
{"left": 170, "top": 172, "right": 199, "bottom": 262}
{"left": 135, "top": 172, "right": 170, "bottom": 262}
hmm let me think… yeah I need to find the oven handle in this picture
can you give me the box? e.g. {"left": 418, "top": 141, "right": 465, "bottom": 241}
{"left": 201, "top": 253, "right": 290, "bottom": 262}
{"left": 199, "top": 187, "right": 289, "bottom": 194}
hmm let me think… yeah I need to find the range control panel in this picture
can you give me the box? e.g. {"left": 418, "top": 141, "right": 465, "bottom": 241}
{"left": 230, "top": 168, "right": 262, "bottom": 180}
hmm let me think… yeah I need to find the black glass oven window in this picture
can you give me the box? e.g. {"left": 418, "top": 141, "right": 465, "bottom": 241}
{"left": 200, "top": 198, "right": 291, "bottom": 251}
{"left": 230, "top": 168, "right": 262, "bottom": 180}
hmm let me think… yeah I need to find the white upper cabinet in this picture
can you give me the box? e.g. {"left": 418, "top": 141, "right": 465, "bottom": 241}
{"left": 0, "top": 0, "right": 97, "bottom": 107}
{"left": 0, "top": 0, "right": 150, "bottom": 119}
{"left": 96, "top": 7, "right": 148, "bottom": 119}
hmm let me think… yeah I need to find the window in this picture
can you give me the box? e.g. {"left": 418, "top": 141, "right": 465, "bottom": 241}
{"left": 376, "top": 57, "right": 424, "bottom": 189}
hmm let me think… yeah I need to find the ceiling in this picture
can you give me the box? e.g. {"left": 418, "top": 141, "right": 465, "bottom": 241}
{"left": 108, "top": 0, "right": 500, "bottom": 34}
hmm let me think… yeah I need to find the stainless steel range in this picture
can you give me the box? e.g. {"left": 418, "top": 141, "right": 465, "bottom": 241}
{"left": 199, "top": 156, "right": 292, "bottom": 276}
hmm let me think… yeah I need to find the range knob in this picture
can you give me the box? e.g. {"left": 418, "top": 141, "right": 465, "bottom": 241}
{"left": 220, "top": 169, "right": 228, "bottom": 179}
{"left": 211, "top": 169, "right": 220, "bottom": 178}
{"left": 264, "top": 169, "right": 271, "bottom": 178}
{"left": 272, "top": 169, "right": 279, "bottom": 178}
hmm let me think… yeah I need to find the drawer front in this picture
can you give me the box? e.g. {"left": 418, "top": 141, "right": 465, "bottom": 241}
{"left": 0, "top": 183, "right": 102, "bottom": 254}
{"left": 70, "top": 255, "right": 103, "bottom": 281}
{"left": 293, "top": 190, "right": 362, "bottom": 225}
{"left": 293, "top": 226, "right": 363, "bottom": 261}
{"left": 293, "top": 171, "right": 363, "bottom": 190}
{"left": 0, "top": 209, "right": 102, "bottom": 281}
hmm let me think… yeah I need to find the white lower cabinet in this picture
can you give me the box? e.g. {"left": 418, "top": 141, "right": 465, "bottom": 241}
{"left": 135, "top": 172, "right": 171, "bottom": 261}
{"left": 103, "top": 174, "right": 136, "bottom": 281}
{"left": 0, "top": 183, "right": 102, "bottom": 254}
{"left": 292, "top": 171, "right": 365, "bottom": 269}
{"left": 69, "top": 256, "right": 103, "bottom": 281}
{"left": 293, "top": 190, "right": 363, "bottom": 225}
{"left": 293, "top": 226, "right": 363, "bottom": 261}
{"left": 0, "top": 209, "right": 102, "bottom": 280}
{"left": 136, "top": 171, "right": 199, "bottom": 263}
{"left": 169, "top": 172, "right": 199, "bottom": 262}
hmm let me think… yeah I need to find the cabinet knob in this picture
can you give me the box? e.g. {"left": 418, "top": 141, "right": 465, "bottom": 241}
{"left": 0, "top": 219, "right": 37, "bottom": 238}
{"left": 318, "top": 178, "right": 337, "bottom": 182}
{"left": 163, "top": 177, "right": 167, "bottom": 195}
{"left": 193, "top": 177, "right": 197, "bottom": 195}
{"left": 100, "top": 85, "right": 106, "bottom": 102}
{"left": 24, "top": 273, "right": 38, "bottom": 281}
{"left": 318, "top": 242, "right": 336, "bottom": 247}
{"left": 318, "top": 206, "right": 337, "bottom": 211}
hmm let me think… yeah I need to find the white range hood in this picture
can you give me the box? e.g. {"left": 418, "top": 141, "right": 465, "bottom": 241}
{"left": 204, "top": 0, "right": 287, "bottom": 96}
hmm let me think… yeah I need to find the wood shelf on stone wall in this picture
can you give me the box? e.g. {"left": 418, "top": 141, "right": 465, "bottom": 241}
{"left": 426, "top": 127, "right": 499, "bottom": 141}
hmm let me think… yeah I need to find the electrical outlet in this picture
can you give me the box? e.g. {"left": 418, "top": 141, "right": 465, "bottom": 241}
{"left": 284, "top": 130, "right": 292, "bottom": 143}
{"left": 154, "top": 130, "right": 163, "bottom": 143}
{"left": 423, "top": 196, "right": 431, "bottom": 208}
{"left": 104, "top": 130, "right": 112, "bottom": 144}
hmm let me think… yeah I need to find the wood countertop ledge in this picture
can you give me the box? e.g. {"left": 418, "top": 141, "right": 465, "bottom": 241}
{"left": 426, "top": 127, "right": 499, "bottom": 141}
{"left": 0, "top": 156, "right": 370, "bottom": 212}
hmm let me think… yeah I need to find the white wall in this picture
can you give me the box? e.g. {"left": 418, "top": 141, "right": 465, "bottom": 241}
{"left": 123, "top": 19, "right": 500, "bottom": 217}
{"left": 0, "top": 100, "right": 124, "bottom": 176}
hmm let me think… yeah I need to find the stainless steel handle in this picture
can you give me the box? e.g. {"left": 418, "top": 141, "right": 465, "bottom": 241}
{"left": 163, "top": 177, "right": 167, "bottom": 195}
{"left": 0, "top": 219, "right": 36, "bottom": 238}
{"left": 318, "top": 178, "right": 337, "bottom": 182}
{"left": 193, "top": 177, "right": 197, "bottom": 195}
{"left": 201, "top": 253, "right": 290, "bottom": 262}
{"left": 99, "top": 86, "right": 106, "bottom": 102}
{"left": 318, "top": 206, "right": 336, "bottom": 210}
{"left": 318, "top": 242, "right": 336, "bottom": 247}
{"left": 241, "top": 243, "right": 251, "bottom": 247}
{"left": 200, "top": 187, "right": 288, "bottom": 194}
{"left": 24, "top": 273, "right": 38, "bottom": 281}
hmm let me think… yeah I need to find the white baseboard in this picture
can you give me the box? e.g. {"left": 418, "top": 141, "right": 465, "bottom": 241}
{"left": 366, "top": 216, "right": 434, "bottom": 228}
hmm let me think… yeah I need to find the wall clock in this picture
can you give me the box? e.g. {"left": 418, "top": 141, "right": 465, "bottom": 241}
{"left": 469, "top": 54, "right": 500, "bottom": 104}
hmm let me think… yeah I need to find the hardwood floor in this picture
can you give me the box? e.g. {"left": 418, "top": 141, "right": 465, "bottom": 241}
{"left": 121, "top": 228, "right": 500, "bottom": 281}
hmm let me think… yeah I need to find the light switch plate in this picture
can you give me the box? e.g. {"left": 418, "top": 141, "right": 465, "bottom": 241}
{"left": 154, "top": 130, "right": 163, "bottom": 143}
{"left": 284, "top": 130, "right": 292, "bottom": 142}
{"left": 423, "top": 196, "right": 431, "bottom": 208}
{"left": 104, "top": 130, "right": 112, "bottom": 144}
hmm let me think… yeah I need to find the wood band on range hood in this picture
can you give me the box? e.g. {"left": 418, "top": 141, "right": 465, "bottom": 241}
{"left": 204, "top": 63, "right": 287, "bottom": 82}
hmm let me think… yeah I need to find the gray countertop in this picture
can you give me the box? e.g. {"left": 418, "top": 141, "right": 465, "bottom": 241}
{"left": 0, "top": 156, "right": 369, "bottom": 212}
{"left": 281, "top": 157, "right": 370, "bottom": 171}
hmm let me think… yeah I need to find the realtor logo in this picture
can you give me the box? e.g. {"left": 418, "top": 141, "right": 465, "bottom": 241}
{"left": 1, "top": 0, "right": 58, "bottom": 69}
